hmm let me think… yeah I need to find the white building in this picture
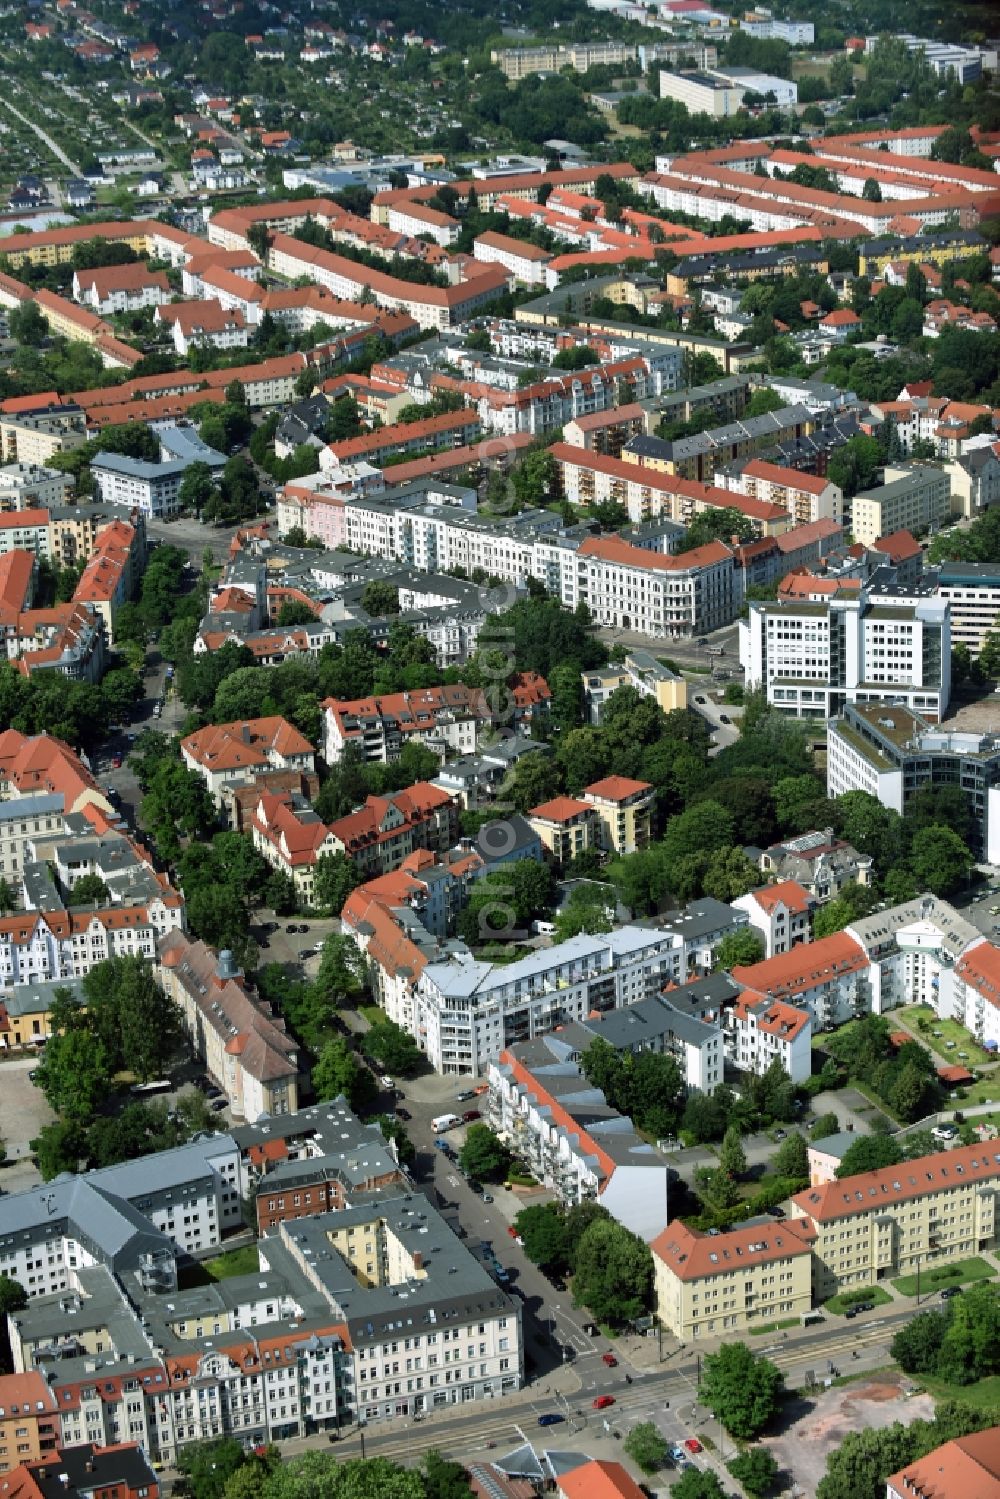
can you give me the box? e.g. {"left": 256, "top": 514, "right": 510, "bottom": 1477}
{"left": 180, "top": 716, "right": 315, "bottom": 807}
{"left": 0, "top": 464, "right": 73, "bottom": 511}
{"left": 846, "top": 895, "right": 983, "bottom": 1023}
{"left": 415, "top": 926, "right": 686, "bottom": 1075}
{"left": 732, "top": 880, "right": 814, "bottom": 958}
{"left": 71, "top": 263, "right": 171, "bottom": 316}
{"left": 659, "top": 71, "right": 747, "bottom": 117}
{"left": 725, "top": 994, "right": 812, "bottom": 1083}
{"left": 953, "top": 940, "right": 1000, "bottom": 1053}
{"left": 90, "top": 454, "right": 187, "bottom": 519}
{"left": 739, "top": 589, "right": 951, "bottom": 721}
{"left": 711, "top": 65, "right": 797, "bottom": 105}
{"left": 473, "top": 231, "right": 552, "bottom": 287}
{"left": 719, "top": 458, "right": 842, "bottom": 526}
{"left": 931, "top": 562, "right": 1000, "bottom": 658}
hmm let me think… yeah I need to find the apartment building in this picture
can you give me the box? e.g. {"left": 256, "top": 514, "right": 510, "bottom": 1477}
{"left": 0, "top": 1443, "right": 161, "bottom": 1499}
{"left": 250, "top": 790, "right": 339, "bottom": 905}
{"left": 581, "top": 650, "right": 687, "bottom": 724}
{"left": 758, "top": 828, "right": 872, "bottom": 901}
{"left": 0, "top": 901, "right": 184, "bottom": 988}
{"left": 527, "top": 796, "right": 599, "bottom": 863}
{"left": 946, "top": 448, "right": 1000, "bottom": 521}
{"left": 951, "top": 941, "right": 1000, "bottom": 1053}
{"left": 487, "top": 1035, "right": 670, "bottom": 1242}
{"left": 732, "top": 881, "right": 813, "bottom": 958}
{"left": 328, "top": 783, "right": 459, "bottom": 879}
{"left": 91, "top": 455, "right": 188, "bottom": 519}
{"left": 235, "top": 1100, "right": 407, "bottom": 1233}
{"left": 0, "top": 465, "right": 72, "bottom": 512}
{"left": 851, "top": 464, "right": 953, "bottom": 548}
{"left": 827, "top": 702, "right": 1000, "bottom": 862}
{"left": 0, "top": 405, "right": 86, "bottom": 468}
{"left": 730, "top": 931, "right": 870, "bottom": 1031}
{"left": 578, "top": 776, "right": 655, "bottom": 857}
{"left": 563, "top": 403, "right": 647, "bottom": 457}
{"left": 71, "top": 517, "right": 146, "bottom": 646}
{"left": 720, "top": 457, "right": 842, "bottom": 526}
{"left": 0, "top": 732, "right": 116, "bottom": 903}
{"left": 578, "top": 983, "right": 728, "bottom": 1095}
{"left": 577, "top": 535, "right": 743, "bottom": 638}
{"left": 0, "top": 510, "right": 50, "bottom": 560}
{"left": 157, "top": 937, "right": 303, "bottom": 1121}
{"left": 740, "top": 589, "right": 951, "bottom": 721}
{"left": 725, "top": 994, "right": 812, "bottom": 1083}
{"left": 651, "top": 1218, "right": 815, "bottom": 1340}
{"left": 72, "top": 263, "right": 170, "bottom": 316}
{"left": 846, "top": 894, "right": 982, "bottom": 1023}
{"left": 181, "top": 717, "right": 315, "bottom": 807}
{"left": 0, "top": 1373, "right": 59, "bottom": 1473}
{"left": 155, "top": 300, "right": 249, "bottom": 356}
{"left": 322, "top": 685, "right": 493, "bottom": 764}
{"left": 790, "top": 1142, "right": 1000, "bottom": 1298}
{"left": 415, "top": 926, "right": 686, "bottom": 1075}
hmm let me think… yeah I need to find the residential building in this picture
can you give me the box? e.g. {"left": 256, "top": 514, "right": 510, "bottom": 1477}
{"left": 827, "top": 702, "right": 1000, "bottom": 861}
{"left": 0, "top": 732, "right": 116, "bottom": 902}
{"left": 0, "top": 1444, "right": 160, "bottom": 1499}
{"left": 71, "top": 263, "right": 170, "bottom": 315}
{"left": 415, "top": 926, "right": 686, "bottom": 1074}
{"left": 946, "top": 448, "right": 1000, "bottom": 520}
{"left": 322, "top": 685, "right": 494, "bottom": 764}
{"left": 659, "top": 72, "right": 747, "bottom": 118}
{"left": 155, "top": 301, "right": 249, "bottom": 356}
{"left": 790, "top": 1141, "right": 1000, "bottom": 1298}
{"left": 725, "top": 993, "right": 812, "bottom": 1082}
{"left": 851, "top": 463, "right": 953, "bottom": 548}
{"left": 0, "top": 1373, "right": 59, "bottom": 1472}
{"left": 487, "top": 1034, "right": 670, "bottom": 1241}
{"left": 846, "top": 895, "right": 981, "bottom": 1024}
{"left": 558, "top": 1460, "right": 647, "bottom": 1499}
{"left": 0, "top": 405, "right": 87, "bottom": 467}
{"left": 578, "top": 984, "right": 727, "bottom": 1094}
{"left": 580, "top": 776, "right": 654, "bottom": 856}
{"left": 806, "top": 1130, "right": 862, "bottom": 1187}
{"left": 157, "top": 937, "right": 303, "bottom": 1121}
{"left": 581, "top": 649, "right": 688, "bottom": 723}
{"left": 651, "top": 1217, "right": 814, "bottom": 1339}
{"left": 527, "top": 796, "right": 599, "bottom": 863}
{"left": 886, "top": 1428, "right": 1000, "bottom": 1499}
{"left": 952, "top": 941, "right": 1000, "bottom": 1054}
{"left": 732, "top": 881, "right": 813, "bottom": 957}
{"left": 0, "top": 466, "right": 72, "bottom": 512}
{"left": 71, "top": 516, "right": 145, "bottom": 646}
{"left": 474, "top": 232, "right": 552, "bottom": 287}
{"left": 758, "top": 828, "right": 873, "bottom": 901}
{"left": 0, "top": 975, "right": 85, "bottom": 1050}
{"left": 739, "top": 588, "right": 951, "bottom": 721}
{"left": 730, "top": 931, "right": 870, "bottom": 1031}
{"left": 327, "top": 782, "right": 459, "bottom": 879}
{"left": 719, "top": 457, "right": 842, "bottom": 526}
{"left": 91, "top": 455, "right": 188, "bottom": 519}
{"left": 250, "top": 791, "right": 338, "bottom": 906}
{"left": 181, "top": 718, "right": 315, "bottom": 808}
{"left": 0, "top": 510, "right": 50, "bottom": 560}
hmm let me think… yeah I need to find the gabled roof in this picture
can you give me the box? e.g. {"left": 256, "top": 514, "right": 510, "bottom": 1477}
{"left": 732, "top": 931, "right": 867, "bottom": 999}
{"left": 793, "top": 1141, "right": 1000, "bottom": 1223}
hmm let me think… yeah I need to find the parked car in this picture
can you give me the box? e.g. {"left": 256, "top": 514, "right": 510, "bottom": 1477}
{"left": 28, "top": 1069, "right": 38, "bottom": 1082}
{"left": 684, "top": 1438, "right": 703, "bottom": 1454}
{"left": 395, "top": 1107, "right": 411, "bottom": 1121}
{"left": 210, "top": 1098, "right": 227, "bottom": 1112}
{"left": 719, "top": 713, "right": 731, "bottom": 724}
{"left": 285, "top": 924, "right": 297, "bottom": 933}
{"left": 601, "top": 1353, "right": 618, "bottom": 1367}
{"left": 845, "top": 1307, "right": 859, "bottom": 1319}
{"left": 940, "top": 1285, "right": 963, "bottom": 1300}
{"left": 457, "top": 1090, "right": 477, "bottom": 1102}
{"left": 379, "top": 1075, "right": 394, "bottom": 1090}
{"left": 593, "top": 1395, "right": 615, "bottom": 1410}
{"left": 433, "top": 1139, "right": 451, "bottom": 1153}
{"left": 462, "top": 1109, "right": 481, "bottom": 1122}
{"left": 481, "top": 1192, "right": 494, "bottom": 1204}
{"left": 538, "top": 1414, "right": 564, "bottom": 1427}
{"left": 549, "top": 1275, "right": 567, "bottom": 1292}
{"left": 668, "top": 1446, "right": 686, "bottom": 1464}
{"left": 695, "top": 695, "right": 706, "bottom": 704}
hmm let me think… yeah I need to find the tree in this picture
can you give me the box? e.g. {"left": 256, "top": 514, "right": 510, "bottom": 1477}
{"left": 672, "top": 1471, "right": 726, "bottom": 1499}
{"left": 0, "top": 879, "right": 15, "bottom": 915}
{"left": 458, "top": 1124, "right": 511, "bottom": 1183}
{"left": 908, "top": 825, "right": 971, "bottom": 897}
{"left": 178, "top": 461, "right": 217, "bottom": 515}
{"left": 572, "top": 1218, "right": 653, "bottom": 1326}
{"left": 862, "top": 177, "right": 883, "bottom": 202}
{"left": 719, "top": 1124, "right": 747, "bottom": 1179}
{"left": 624, "top": 1422, "right": 668, "bottom": 1474}
{"left": 728, "top": 1449, "right": 779, "bottom": 1499}
{"left": 890, "top": 1308, "right": 948, "bottom": 1375}
{"left": 698, "top": 1342, "right": 784, "bottom": 1441}
{"left": 312, "top": 1037, "right": 376, "bottom": 1114}
{"left": 10, "top": 300, "right": 48, "bottom": 346}
{"left": 936, "top": 1282, "right": 1000, "bottom": 1385}
{"left": 66, "top": 873, "right": 110, "bottom": 906}
{"left": 360, "top": 580, "right": 400, "bottom": 617}
{"left": 312, "top": 851, "right": 361, "bottom": 916}
{"left": 30, "top": 1119, "right": 87, "bottom": 1180}
{"left": 773, "top": 1131, "right": 809, "bottom": 1182}
{"left": 364, "top": 1019, "right": 422, "bottom": 1077}
{"left": 810, "top": 1112, "right": 840, "bottom": 1140}
{"left": 0, "top": 1276, "right": 28, "bottom": 1319}
{"left": 35, "top": 1028, "right": 111, "bottom": 1120}
{"left": 835, "top": 1134, "right": 902, "bottom": 1178}
{"left": 422, "top": 1450, "right": 474, "bottom": 1499}
{"left": 277, "top": 601, "right": 316, "bottom": 627}
{"left": 83, "top": 955, "right": 182, "bottom": 1082}
{"left": 716, "top": 929, "right": 765, "bottom": 969}
{"left": 177, "top": 1440, "right": 249, "bottom": 1499}
{"left": 515, "top": 1203, "right": 571, "bottom": 1271}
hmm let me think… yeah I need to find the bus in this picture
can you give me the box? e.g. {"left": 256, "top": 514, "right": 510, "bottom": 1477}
{"left": 130, "top": 1078, "right": 171, "bottom": 1097}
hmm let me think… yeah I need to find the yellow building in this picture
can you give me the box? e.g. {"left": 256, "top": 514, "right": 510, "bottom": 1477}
{"left": 0, "top": 977, "right": 85, "bottom": 1050}
{"left": 581, "top": 775, "right": 654, "bottom": 856}
{"left": 790, "top": 1141, "right": 1000, "bottom": 1300}
{"left": 582, "top": 653, "right": 688, "bottom": 724}
{"left": 0, "top": 1371, "right": 61, "bottom": 1472}
{"left": 651, "top": 1219, "right": 814, "bottom": 1340}
{"left": 527, "top": 795, "right": 599, "bottom": 863}
{"left": 858, "top": 233, "right": 982, "bottom": 279}
{"left": 48, "top": 508, "right": 99, "bottom": 569}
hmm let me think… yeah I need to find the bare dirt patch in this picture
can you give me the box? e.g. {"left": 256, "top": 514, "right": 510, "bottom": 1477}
{"left": 765, "top": 1371, "right": 935, "bottom": 1496}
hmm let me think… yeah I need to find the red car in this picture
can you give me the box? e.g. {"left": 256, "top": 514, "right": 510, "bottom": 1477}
{"left": 462, "top": 1110, "right": 481, "bottom": 1122}
{"left": 593, "top": 1395, "right": 615, "bottom": 1410}
{"left": 601, "top": 1353, "right": 618, "bottom": 1367}
{"left": 684, "top": 1438, "right": 703, "bottom": 1454}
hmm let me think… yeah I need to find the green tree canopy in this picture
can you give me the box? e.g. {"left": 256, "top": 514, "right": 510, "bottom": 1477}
{"left": 698, "top": 1341, "right": 784, "bottom": 1440}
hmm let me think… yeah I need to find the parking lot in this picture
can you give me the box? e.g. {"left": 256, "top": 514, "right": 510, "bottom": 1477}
{"left": 0, "top": 1055, "right": 57, "bottom": 1191}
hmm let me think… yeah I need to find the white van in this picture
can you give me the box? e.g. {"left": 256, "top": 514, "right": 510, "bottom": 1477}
{"left": 432, "top": 1113, "right": 461, "bottom": 1133}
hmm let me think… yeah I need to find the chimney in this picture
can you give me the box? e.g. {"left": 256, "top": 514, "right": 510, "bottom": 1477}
{"left": 412, "top": 1251, "right": 423, "bottom": 1270}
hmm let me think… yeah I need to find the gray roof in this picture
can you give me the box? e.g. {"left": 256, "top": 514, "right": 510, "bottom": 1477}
{"left": 583, "top": 994, "right": 718, "bottom": 1051}
{"left": 4, "top": 974, "right": 85, "bottom": 1018}
{"left": 661, "top": 898, "right": 749, "bottom": 943}
{"left": 809, "top": 1129, "right": 865, "bottom": 1159}
{"left": 0, "top": 793, "right": 63, "bottom": 822}
{"left": 847, "top": 894, "right": 979, "bottom": 957}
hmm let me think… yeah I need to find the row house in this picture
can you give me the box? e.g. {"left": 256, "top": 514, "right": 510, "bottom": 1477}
{"left": 0, "top": 902, "right": 184, "bottom": 989}
{"left": 157, "top": 937, "right": 302, "bottom": 1122}
{"left": 487, "top": 1036, "right": 669, "bottom": 1243}
{"left": 327, "top": 782, "right": 459, "bottom": 879}
{"left": 71, "top": 263, "right": 170, "bottom": 316}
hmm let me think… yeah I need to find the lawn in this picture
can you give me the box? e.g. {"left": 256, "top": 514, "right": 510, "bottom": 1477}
{"left": 891, "top": 1256, "right": 996, "bottom": 1299}
{"left": 962, "top": 1078, "right": 1000, "bottom": 1106}
{"left": 203, "top": 1246, "right": 260, "bottom": 1280}
{"left": 917, "top": 1373, "right": 1000, "bottom": 1412}
{"left": 749, "top": 1317, "right": 800, "bottom": 1337}
{"left": 360, "top": 1005, "right": 385, "bottom": 1029}
{"left": 824, "top": 1286, "right": 894, "bottom": 1315}
{"left": 899, "top": 1005, "right": 992, "bottom": 1066}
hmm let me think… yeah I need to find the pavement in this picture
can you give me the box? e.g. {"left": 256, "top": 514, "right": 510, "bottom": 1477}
{"left": 0, "top": 1055, "right": 56, "bottom": 1191}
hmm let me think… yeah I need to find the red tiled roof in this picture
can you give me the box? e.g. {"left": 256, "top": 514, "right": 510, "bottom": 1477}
{"left": 732, "top": 931, "right": 867, "bottom": 1000}
{"left": 955, "top": 941, "right": 1000, "bottom": 1008}
{"left": 793, "top": 1141, "right": 1000, "bottom": 1223}
{"left": 651, "top": 1216, "right": 814, "bottom": 1282}
{"left": 583, "top": 775, "right": 652, "bottom": 802}
{"left": 528, "top": 796, "right": 592, "bottom": 824}
{"left": 743, "top": 458, "right": 831, "bottom": 495}
{"left": 886, "top": 1429, "right": 1000, "bottom": 1499}
{"left": 750, "top": 879, "right": 812, "bottom": 915}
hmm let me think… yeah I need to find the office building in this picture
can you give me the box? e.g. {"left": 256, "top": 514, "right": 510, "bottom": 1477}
{"left": 827, "top": 702, "right": 1000, "bottom": 861}
{"left": 659, "top": 71, "right": 747, "bottom": 118}
{"left": 930, "top": 562, "right": 1000, "bottom": 658}
{"left": 851, "top": 463, "right": 952, "bottom": 548}
{"left": 740, "top": 588, "right": 950, "bottom": 721}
